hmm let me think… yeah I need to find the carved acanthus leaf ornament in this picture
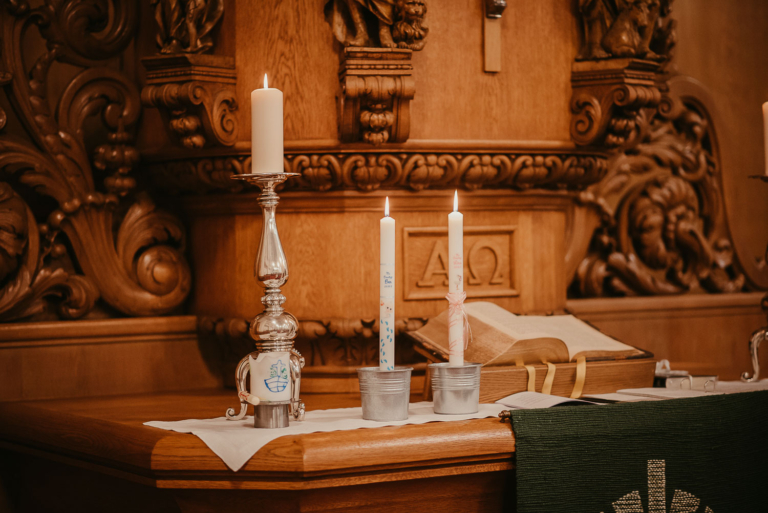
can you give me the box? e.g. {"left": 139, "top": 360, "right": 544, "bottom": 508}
{"left": 151, "top": 0, "right": 224, "bottom": 55}
{"left": 200, "top": 316, "right": 428, "bottom": 379}
{"left": 577, "top": 0, "right": 676, "bottom": 62}
{"left": 147, "top": 150, "right": 607, "bottom": 195}
{"left": 572, "top": 82, "right": 745, "bottom": 297}
{"left": 0, "top": 0, "right": 191, "bottom": 320}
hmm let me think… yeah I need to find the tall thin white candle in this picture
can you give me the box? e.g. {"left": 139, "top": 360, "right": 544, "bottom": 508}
{"left": 380, "top": 197, "right": 395, "bottom": 371}
{"left": 251, "top": 74, "right": 284, "bottom": 174}
{"left": 763, "top": 102, "right": 768, "bottom": 176}
{"left": 448, "top": 190, "right": 464, "bottom": 367}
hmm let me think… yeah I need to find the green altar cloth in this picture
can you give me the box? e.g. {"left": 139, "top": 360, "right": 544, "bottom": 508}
{"left": 509, "top": 390, "right": 768, "bottom": 512}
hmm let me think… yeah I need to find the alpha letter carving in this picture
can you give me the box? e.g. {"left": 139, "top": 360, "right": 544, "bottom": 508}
{"left": 416, "top": 240, "right": 450, "bottom": 287}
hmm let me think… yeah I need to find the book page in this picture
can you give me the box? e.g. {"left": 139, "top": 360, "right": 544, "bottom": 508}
{"left": 465, "top": 302, "right": 551, "bottom": 340}
{"left": 502, "top": 315, "right": 637, "bottom": 360}
{"left": 496, "top": 391, "right": 599, "bottom": 409}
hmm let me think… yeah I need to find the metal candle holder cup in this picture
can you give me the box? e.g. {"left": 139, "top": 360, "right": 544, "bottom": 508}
{"left": 429, "top": 362, "right": 482, "bottom": 414}
{"left": 225, "top": 173, "right": 305, "bottom": 429}
{"left": 358, "top": 367, "right": 413, "bottom": 421}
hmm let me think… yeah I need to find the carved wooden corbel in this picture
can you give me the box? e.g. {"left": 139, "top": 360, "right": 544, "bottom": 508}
{"left": 339, "top": 48, "right": 415, "bottom": 146}
{"left": 570, "top": 58, "right": 661, "bottom": 149}
{"left": 570, "top": 0, "right": 676, "bottom": 149}
{"left": 325, "top": 0, "right": 428, "bottom": 145}
{"left": 141, "top": 54, "right": 238, "bottom": 149}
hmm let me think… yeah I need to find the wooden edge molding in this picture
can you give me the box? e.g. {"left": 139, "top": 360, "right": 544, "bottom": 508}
{"left": 567, "top": 292, "right": 765, "bottom": 317}
{"left": 181, "top": 188, "right": 576, "bottom": 215}
{"left": 0, "top": 316, "right": 198, "bottom": 348}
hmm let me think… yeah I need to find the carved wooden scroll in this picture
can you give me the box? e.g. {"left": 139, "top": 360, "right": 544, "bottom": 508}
{"left": 142, "top": 54, "right": 238, "bottom": 149}
{"left": 568, "top": 1, "right": 751, "bottom": 298}
{"left": 0, "top": 1, "right": 190, "bottom": 321}
{"left": 326, "top": 1, "right": 428, "bottom": 145}
{"left": 571, "top": 78, "right": 745, "bottom": 297}
{"left": 571, "top": 58, "right": 661, "bottom": 149}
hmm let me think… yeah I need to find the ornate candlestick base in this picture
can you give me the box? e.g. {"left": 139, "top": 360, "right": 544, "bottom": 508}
{"left": 225, "top": 173, "right": 305, "bottom": 428}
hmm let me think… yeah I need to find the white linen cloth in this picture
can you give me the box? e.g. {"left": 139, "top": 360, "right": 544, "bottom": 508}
{"left": 145, "top": 401, "right": 506, "bottom": 471}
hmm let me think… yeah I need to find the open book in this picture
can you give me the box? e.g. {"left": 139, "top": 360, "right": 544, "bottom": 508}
{"left": 410, "top": 302, "right": 646, "bottom": 366}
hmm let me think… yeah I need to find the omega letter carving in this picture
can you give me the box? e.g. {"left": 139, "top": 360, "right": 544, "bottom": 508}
{"left": 404, "top": 226, "right": 518, "bottom": 301}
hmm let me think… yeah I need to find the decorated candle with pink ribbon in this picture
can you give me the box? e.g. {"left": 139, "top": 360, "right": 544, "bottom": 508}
{"left": 447, "top": 191, "right": 464, "bottom": 367}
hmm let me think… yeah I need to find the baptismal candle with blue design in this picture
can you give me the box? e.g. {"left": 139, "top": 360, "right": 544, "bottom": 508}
{"left": 380, "top": 197, "right": 395, "bottom": 371}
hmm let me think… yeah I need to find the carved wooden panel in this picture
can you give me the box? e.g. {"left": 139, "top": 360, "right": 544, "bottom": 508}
{"left": 0, "top": 0, "right": 191, "bottom": 321}
{"left": 146, "top": 145, "right": 608, "bottom": 194}
{"left": 403, "top": 226, "right": 517, "bottom": 301}
{"left": 570, "top": 77, "right": 746, "bottom": 297}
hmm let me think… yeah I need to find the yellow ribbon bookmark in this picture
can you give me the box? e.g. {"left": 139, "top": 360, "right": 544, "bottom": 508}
{"left": 542, "top": 362, "right": 556, "bottom": 395}
{"left": 570, "top": 356, "right": 587, "bottom": 398}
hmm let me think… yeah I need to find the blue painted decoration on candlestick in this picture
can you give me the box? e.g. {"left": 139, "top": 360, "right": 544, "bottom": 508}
{"left": 264, "top": 359, "right": 289, "bottom": 392}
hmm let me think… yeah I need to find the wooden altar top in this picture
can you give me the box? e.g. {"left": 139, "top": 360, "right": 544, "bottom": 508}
{"left": 0, "top": 390, "right": 516, "bottom": 496}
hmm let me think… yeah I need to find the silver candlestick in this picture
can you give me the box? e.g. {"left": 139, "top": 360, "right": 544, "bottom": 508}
{"left": 225, "top": 172, "right": 305, "bottom": 428}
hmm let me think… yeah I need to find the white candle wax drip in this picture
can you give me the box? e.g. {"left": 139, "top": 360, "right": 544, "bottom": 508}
{"left": 448, "top": 190, "right": 464, "bottom": 367}
{"left": 380, "top": 197, "right": 396, "bottom": 371}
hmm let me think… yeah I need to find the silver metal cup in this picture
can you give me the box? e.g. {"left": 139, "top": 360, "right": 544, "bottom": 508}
{"left": 357, "top": 366, "right": 413, "bottom": 421}
{"left": 429, "top": 362, "right": 482, "bottom": 414}
{"left": 254, "top": 402, "right": 291, "bottom": 428}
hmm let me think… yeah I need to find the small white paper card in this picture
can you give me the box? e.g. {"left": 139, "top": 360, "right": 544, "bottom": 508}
{"left": 496, "top": 391, "right": 600, "bottom": 410}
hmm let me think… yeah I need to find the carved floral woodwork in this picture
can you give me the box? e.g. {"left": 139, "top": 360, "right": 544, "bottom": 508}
{"left": 325, "top": 0, "right": 428, "bottom": 50}
{"left": 147, "top": 147, "right": 608, "bottom": 194}
{"left": 151, "top": 0, "right": 224, "bottom": 54}
{"left": 577, "top": 0, "right": 676, "bottom": 61}
{"left": 141, "top": 54, "right": 238, "bottom": 149}
{"left": 571, "top": 79, "right": 745, "bottom": 297}
{"left": 0, "top": 0, "right": 191, "bottom": 320}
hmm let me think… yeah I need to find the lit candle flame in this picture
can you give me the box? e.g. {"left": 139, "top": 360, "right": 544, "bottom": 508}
{"left": 263, "top": 74, "right": 268, "bottom": 89}
{"left": 453, "top": 190, "right": 458, "bottom": 213}
{"left": 385, "top": 196, "right": 390, "bottom": 217}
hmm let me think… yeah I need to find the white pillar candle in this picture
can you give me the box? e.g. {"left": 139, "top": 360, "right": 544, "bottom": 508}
{"left": 251, "top": 74, "right": 284, "bottom": 174}
{"left": 448, "top": 190, "right": 464, "bottom": 367}
{"left": 380, "top": 197, "right": 396, "bottom": 371}
{"left": 763, "top": 101, "right": 768, "bottom": 176}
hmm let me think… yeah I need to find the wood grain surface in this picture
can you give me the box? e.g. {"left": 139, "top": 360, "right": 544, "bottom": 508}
{"left": 0, "top": 390, "right": 515, "bottom": 492}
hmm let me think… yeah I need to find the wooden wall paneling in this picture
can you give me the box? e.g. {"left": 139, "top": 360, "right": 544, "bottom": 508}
{"left": 234, "top": 0, "right": 339, "bottom": 142}
{"left": 410, "top": 0, "right": 577, "bottom": 141}
{"left": 223, "top": 0, "right": 578, "bottom": 144}
{"left": 568, "top": 293, "right": 768, "bottom": 380}
{"left": 673, "top": 0, "right": 768, "bottom": 289}
{"left": 0, "top": 317, "right": 220, "bottom": 402}
{"left": 186, "top": 189, "right": 570, "bottom": 321}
